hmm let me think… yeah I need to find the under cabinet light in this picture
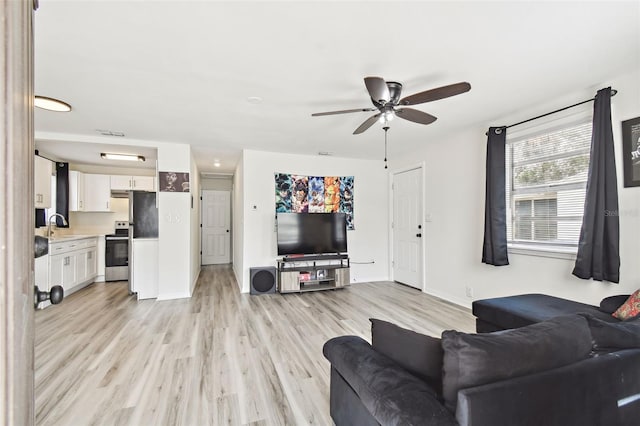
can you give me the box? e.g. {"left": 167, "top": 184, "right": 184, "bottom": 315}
{"left": 100, "top": 153, "right": 145, "bottom": 162}
{"left": 34, "top": 96, "right": 72, "bottom": 112}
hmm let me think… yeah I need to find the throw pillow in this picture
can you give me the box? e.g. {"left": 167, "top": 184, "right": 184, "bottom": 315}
{"left": 599, "top": 294, "right": 631, "bottom": 314}
{"left": 440, "top": 314, "right": 592, "bottom": 413}
{"left": 581, "top": 313, "right": 640, "bottom": 350}
{"left": 612, "top": 290, "right": 640, "bottom": 321}
{"left": 370, "top": 318, "right": 443, "bottom": 395}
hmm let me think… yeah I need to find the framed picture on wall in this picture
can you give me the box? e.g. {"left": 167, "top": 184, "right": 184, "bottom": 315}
{"left": 622, "top": 116, "right": 640, "bottom": 187}
{"left": 159, "top": 171, "right": 190, "bottom": 192}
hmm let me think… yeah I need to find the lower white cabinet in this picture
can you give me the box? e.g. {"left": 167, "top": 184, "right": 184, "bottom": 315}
{"left": 49, "top": 237, "right": 98, "bottom": 295}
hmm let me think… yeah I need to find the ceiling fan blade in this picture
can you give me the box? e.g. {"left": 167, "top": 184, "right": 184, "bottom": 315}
{"left": 364, "top": 77, "right": 390, "bottom": 104}
{"left": 311, "top": 108, "right": 376, "bottom": 117}
{"left": 395, "top": 108, "right": 437, "bottom": 125}
{"left": 399, "top": 82, "right": 471, "bottom": 106}
{"left": 353, "top": 114, "right": 381, "bottom": 134}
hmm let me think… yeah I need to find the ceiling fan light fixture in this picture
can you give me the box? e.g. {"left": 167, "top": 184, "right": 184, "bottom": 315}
{"left": 100, "top": 152, "right": 145, "bottom": 162}
{"left": 378, "top": 110, "right": 395, "bottom": 124}
{"left": 34, "top": 96, "right": 72, "bottom": 112}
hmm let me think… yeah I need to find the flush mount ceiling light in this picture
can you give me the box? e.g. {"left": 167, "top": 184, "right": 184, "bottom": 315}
{"left": 213, "top": 161, "right": 221, "bottom": 168}
{"left": 34, "top": 96, "right": 72, "bottom": 112}
{"left": 100, "top": 153, "right": 145, "bottom": 162}
{"left": 246, "top": 96, "right": 263, "bottom": 104}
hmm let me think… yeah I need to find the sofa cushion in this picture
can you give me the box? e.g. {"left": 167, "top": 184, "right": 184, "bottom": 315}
{"left": 440, "top": 314, "right": 593, "bottom": 413}
{"left": 370, "top": 318, "right": 443, "bottom": 395}
{"left": 323, "top": 335, "right": 456, "bottom": 426}
{"left": 581, "top": 313, "right": 640, "bottom": 351}
{"left": 612, "top": 290, "right": 640, "bottom": 321}
{"left": 472, "top": 293, "right": 617, "bottom": 330}
{"left": 599, "top": 294, "right": 631, "bottom": 314}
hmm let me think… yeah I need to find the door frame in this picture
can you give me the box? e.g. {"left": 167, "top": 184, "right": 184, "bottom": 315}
{"left": 389, "top": 162, "right": 426, "bottom": 291}
{"left": 1, "top": 0, "right": 37, "bottom": 424}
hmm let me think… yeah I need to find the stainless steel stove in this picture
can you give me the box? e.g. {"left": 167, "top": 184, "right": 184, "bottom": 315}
{"left": 105, "top": 221, "right": 129, "bottom": 282}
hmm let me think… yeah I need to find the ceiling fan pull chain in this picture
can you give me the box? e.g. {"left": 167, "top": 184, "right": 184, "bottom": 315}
{"left": 383, "top": 126, "right": 389, "bottom": 169}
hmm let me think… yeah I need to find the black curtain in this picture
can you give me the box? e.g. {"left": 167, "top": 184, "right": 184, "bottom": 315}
{"left": 56, "top": 162, "right": 70, "bottom": 228}
{"left": 482, "top": 127, "right": 509, "bottom": 266}
{"left": 572, "top": 87, "right": 620, "bottom": 282}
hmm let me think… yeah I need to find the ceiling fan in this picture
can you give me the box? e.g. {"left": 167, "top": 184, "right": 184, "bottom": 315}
{"left": 311, "top": 77, "right": 471, "bottom": 134}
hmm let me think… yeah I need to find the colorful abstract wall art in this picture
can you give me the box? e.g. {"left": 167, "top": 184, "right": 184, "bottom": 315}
{"left": 275, "top": 173, "right": 354, "bottom": 230}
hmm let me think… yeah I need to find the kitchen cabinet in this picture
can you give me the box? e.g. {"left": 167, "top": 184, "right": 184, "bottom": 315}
{"left": 110, "top": 175, "right": 155, "bottom": 192}
{"left": 49, "top": 236, "right": 98, "bottom": 295}
{"left": 69, "top": 171, "right": 85, "bottom": 211}
{"left": 70, "top": 172, "right": 112, "bottom": 212}
{"left": 83, "top": 174, "right": 112, "bottom": 211}
{"left": 34, "top": 155, "right": 53, "bottom": 208}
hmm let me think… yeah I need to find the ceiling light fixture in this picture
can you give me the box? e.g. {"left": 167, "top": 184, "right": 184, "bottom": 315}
{"left": 213, "top": 161, "right": 221, "bottom": 168}
{"left": 378, "top": 106, "right": 395, "bottom": 124}
{"left": 34, "top": 96, "right": 72, "bottom": 112}
{"left": 100, "top": 153, "right": 145, "bottom": 162}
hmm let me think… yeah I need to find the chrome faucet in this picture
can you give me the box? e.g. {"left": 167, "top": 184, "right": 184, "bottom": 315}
{"left": 47, "top": 213, "right": 68, "bottom": 239}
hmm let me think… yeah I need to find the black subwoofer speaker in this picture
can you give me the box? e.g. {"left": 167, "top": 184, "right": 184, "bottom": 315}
{"left": 250, "top": 266, "right": 277, "bottom": 295}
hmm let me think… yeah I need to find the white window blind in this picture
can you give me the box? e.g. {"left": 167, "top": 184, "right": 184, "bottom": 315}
{"left": 506, "top": 120, "right": 592, "bottom": 249}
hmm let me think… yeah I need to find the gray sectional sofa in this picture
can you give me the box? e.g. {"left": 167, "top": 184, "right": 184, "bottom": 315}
{"left": 472, "top": 293, "right": 629, "bottom": 332}
{"left": 323, "top": 300, "right": 640, "bottom": 426}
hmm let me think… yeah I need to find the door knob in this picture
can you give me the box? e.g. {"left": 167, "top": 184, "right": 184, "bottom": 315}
{"left": 34, "top": 285, "right": 64, "bottom": 308}
{"left": 416, "top": 233, "right": 422, "bottom": 237}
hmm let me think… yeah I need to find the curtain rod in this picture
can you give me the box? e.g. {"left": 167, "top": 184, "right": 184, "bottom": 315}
{"left": 487, "top": 89, "right": 617, "bottom": 135}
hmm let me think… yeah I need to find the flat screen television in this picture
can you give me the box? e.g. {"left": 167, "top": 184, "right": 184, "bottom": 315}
{"left": 277, "top": 212, "right": 347, "bottom": 256}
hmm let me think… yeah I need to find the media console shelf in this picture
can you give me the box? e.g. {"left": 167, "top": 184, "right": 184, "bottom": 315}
{"left": 278, "top": 256, "right": 350, "bottom": 293}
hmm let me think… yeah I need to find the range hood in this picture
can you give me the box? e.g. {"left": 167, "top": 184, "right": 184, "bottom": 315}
{"left": 110, "top": 189, "right": 130, "bottom": 198}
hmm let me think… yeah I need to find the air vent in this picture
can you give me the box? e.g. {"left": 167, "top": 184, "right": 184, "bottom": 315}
{"left": 96, "top": 129, "right": 125, "bottom": 137}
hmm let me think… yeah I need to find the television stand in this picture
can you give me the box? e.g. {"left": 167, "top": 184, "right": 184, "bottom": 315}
{"left": 278, "top": 256, "right": 350, "bottom": 293}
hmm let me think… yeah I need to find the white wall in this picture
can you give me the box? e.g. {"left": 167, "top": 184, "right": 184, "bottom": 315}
{"left": 393, "top": 68, "right": 640, "bottom": 307}
{"left": 190, "top": 154, "right": 201, "bottom": 293}
{"left": 234, "top": 149, "right": 389, "bottom": 293}
{"left": 232, "top": 152, "right": 245, "bottom": 287}
{"left": 67, "top": 197, "right": 129, "bottom": 235}
{"left": 156, "top": 142, "right": 193, "bottom": 300}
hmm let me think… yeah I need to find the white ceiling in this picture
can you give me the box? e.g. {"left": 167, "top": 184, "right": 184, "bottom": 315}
{"left": 34, "top": 1, "right": 640, "bottom": 174}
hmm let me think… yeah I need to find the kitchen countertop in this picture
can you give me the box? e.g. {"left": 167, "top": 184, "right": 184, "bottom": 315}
{"left": 49, "top": 234, "right": 99, "bottom": 243}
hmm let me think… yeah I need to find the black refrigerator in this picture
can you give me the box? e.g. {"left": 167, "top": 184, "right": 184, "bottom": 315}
{"left": 128, "top": 191, "right": 158, "bottom": 293}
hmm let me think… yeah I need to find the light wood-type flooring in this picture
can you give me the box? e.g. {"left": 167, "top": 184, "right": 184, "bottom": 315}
{"left": 35, "top": 265, "right": 475, "bottom": 426}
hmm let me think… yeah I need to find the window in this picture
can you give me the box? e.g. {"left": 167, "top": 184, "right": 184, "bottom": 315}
{"left": 506, "top": 120, "right": 592, "bottom": 252}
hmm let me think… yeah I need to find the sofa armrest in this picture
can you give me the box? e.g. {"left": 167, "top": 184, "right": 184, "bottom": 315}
{"left": 600, "top": 295, "right": 632, "bottom": 314}
{"left": 455, "top": 349, "right": 640, "bottom": 426}
{"left": 323, "top": 336, "right": 456, "bottom": 426}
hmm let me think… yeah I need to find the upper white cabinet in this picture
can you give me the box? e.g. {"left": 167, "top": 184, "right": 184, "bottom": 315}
{"left": 84, "top": 174, "right": 112, "bottom": 212}
{"left": 70, "top": 172, "right": 112, "bottom": 212}
{"left": 110, "top": 175, "right": 155, "bottom": 192}
{"left": 69, "top": 171, "right": 85, "bottom": 211}
{"left": 34, "top": 155, "right": 52, "bottom": 208}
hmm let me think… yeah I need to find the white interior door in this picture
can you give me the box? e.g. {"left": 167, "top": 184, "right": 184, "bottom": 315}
{"left": 201, "top": 190, "right": 231, "bottom": 265}
{"left": 392, "top": 167, "right": 423, "bottom": 289}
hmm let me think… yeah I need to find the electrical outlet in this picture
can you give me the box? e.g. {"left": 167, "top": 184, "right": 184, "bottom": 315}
{"left": 465, "top": 285, "right": 474, "bottom": 299}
